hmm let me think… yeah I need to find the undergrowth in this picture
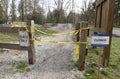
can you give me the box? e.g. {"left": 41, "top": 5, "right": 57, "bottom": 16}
{"left": 15, "top": 61, "right": 30, "bottom": 73}
{"left": 76, "top": 36, "right": 120, "bottom": 79}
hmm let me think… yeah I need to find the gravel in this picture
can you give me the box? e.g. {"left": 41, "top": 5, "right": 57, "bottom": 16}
{"left": 0, "top": 24, "right": 84, "bottom": 79}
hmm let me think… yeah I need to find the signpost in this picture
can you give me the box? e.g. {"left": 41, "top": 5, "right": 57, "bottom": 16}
{"left": 94, "top": 0, "right": 115, "bottom": 67}
{"left": 91, "top": 34, "right": 110, "bottom": 79}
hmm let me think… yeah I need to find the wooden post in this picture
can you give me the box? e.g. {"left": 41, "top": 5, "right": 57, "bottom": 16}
{"left": 97, "top": 47, "right": 102, "bottom": 79}
{"left": 27, "top": 21, "right": 36, "bottom": 64}
{"left": 79, "top": 21, "right": 88, "bottom": 70}
{"left": 75, "top": 23, "right": 80, "bottom": 42}
{"left": 94, "top": 0, "right": 115, "bottom": 67}
{"left": 102, "top": 0, "right": 115, "bottom": 67}
{"left": 74, "top": 23, "right": 80, "bottom": 62}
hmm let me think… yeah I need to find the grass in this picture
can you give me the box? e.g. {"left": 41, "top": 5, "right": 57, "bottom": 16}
{"left": 0, "top": 27, "right": 57, "bottom": 43}
{"left": 16, "top": 61, "right": 30, "bottom": 73}
{"left": 0, "top": 32, "right": 18, "bottom": 42}
{"left": 113, "top": 26, "right": 120, "bottom": 29}
{"left": 75, "top": 30, "right": 120, "bottom": 79}
{"left": 81, "top": 36, "right": 120, "bottom": 79}
{"left": 113, "top": 28, "right": 120, "bottom": 30}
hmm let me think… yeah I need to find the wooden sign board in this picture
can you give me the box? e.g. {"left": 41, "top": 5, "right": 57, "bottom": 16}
{"left": 94, "top": 0, "right": 115, "bottom": 67}
{"left": 91, "top": 34, "right": 109, "bottom": 47}
{"left": 94, "top": 0, "right": 115, "bottom": 33}
{"left": 19, "top": 28, "right": 30, "bottom": 47}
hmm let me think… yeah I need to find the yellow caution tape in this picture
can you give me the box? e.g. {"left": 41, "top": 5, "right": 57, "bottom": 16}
{"left": 12, "top": 24, "right": 21, "bottom": 31}
{"left": 30, "top": 38, "right": 35, "bottom": 47}
{"left": 51, "top": 30, "right": 77, "bottom": 36}
{"left": 34, "top": 27, "right": 79, "bottom": 36}
{"left": 35, "top": 38, "right": 88, "bottom": 45}
{"left": 34, "top": 27, "right": 48, "bottom": 35}
{"left": 12, "top": 25, "right": 89, "bottom": 61}
{"left": 25, "top": 26, "right": 29, "bottom": 33}
{"left": 80, "top": 27, "right": 89, "bottom": 30}
{"left": 75, "top": 44, "right": 79, "bottom": 62}
{"left": 13, "top": 25, "right": 89, "bottom": 36}
{"left": 34, "top": 27, "right": 89, "bottom": 36}
{"left": 12, "top": 24, "right": 30, "bottom": 33}
{"left": 12, "top": 24, "right": 21, "bottom": 28}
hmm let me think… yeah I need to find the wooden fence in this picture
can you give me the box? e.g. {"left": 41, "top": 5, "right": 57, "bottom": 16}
{"left": 0, "top": 21, "right": 36, "bottom": 64}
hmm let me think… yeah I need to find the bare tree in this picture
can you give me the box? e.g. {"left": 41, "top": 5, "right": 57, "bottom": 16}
{"left": 11, "top": 0, "right": 16, "bottom": 22}
{"left": 81, "top": 0, "right": 89, "bottom": 21}
{"left": 18, "top": 0, "right": 33, "bottom": 21}
{"left": 18, "top": 0, "right": 25, "bottom": 21}
{"left": 5, "top": 0, "right": 9, "bottom": 22}
{"left": 52, "top": 0, "right": 66, "bottom": 23}
{"left": 0, "top": 0, "right": 9, "bottom": 23}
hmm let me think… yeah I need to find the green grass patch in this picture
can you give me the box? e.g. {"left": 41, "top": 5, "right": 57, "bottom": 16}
{"left": 0, "top": 32, "right": 18, "bottom": 42}
{"left": 16, "top": 61, "right": 30, "bottom": 73}
{"left": 114, "top": 26, "right": 120, "bottom": 28}
{"left": 113, "top": 27, "right": 120, "bottom": 30}
{"left": 84, "top": 68, "right": 97, "bottom": 79}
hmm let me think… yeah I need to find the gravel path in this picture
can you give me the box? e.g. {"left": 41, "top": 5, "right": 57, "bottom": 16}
{"left": 0, "top": 24, "right": 83, "bottom": 79}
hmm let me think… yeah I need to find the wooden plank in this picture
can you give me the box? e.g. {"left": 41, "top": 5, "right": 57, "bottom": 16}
{"left": 0, "top": 27, "right": 18, "bottom": 33}
{"left": 102, "top": 0, "right": 115, "bottom": 67}
{"left": 0, "top": 27, "right": 26, "bottom": 33}
{"left": 94, "top": 27, "right": 106, "bottom": 33}
{"left": 95, "top": 0, "right": 107, "bottom": 32}
{"left": 95, "top": 6, "right": 101, "bottom": 28}
{"left": 0, "top": 24, "right": 11, "bottom": 27}
{"left": 96, "top": 0, "right": 106, "bottom": 7}
{"left": 0, "top": 43, "right": 29, "bottom": 50}
{"left": 101, "top": 1, "right": 108, "bottom": 33}
{"left": 79, "top": 21, "right": 88, "bottom": 70}
{"left": 27, "top": 21, "right": 36, "bottom": 64}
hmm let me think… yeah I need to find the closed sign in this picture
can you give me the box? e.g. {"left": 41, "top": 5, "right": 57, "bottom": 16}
{"left": 19, "top": 28, "right": 30, "bottom": 47}
{"left": 91, "top": 34, "right": 110, "bottom": 47}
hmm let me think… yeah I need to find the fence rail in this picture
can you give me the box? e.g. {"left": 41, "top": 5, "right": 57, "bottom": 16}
{"left": 0, "top": 43, "right": 29, "bottom": 50}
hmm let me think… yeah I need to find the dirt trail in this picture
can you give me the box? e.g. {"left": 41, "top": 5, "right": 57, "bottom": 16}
{"left": 0, "top": 24, "right": 83, "bottom": 79}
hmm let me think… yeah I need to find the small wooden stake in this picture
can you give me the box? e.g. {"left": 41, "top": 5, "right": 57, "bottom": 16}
{"left": 97, "top": 47, "right": 101, "bottom": 79}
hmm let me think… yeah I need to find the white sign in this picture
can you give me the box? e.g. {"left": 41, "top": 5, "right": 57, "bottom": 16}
{"left": 19, "top": 29, "right": 30, "bottom": 47}
{"left": 91, "top": 34, "right": 110, "bottom": 47}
